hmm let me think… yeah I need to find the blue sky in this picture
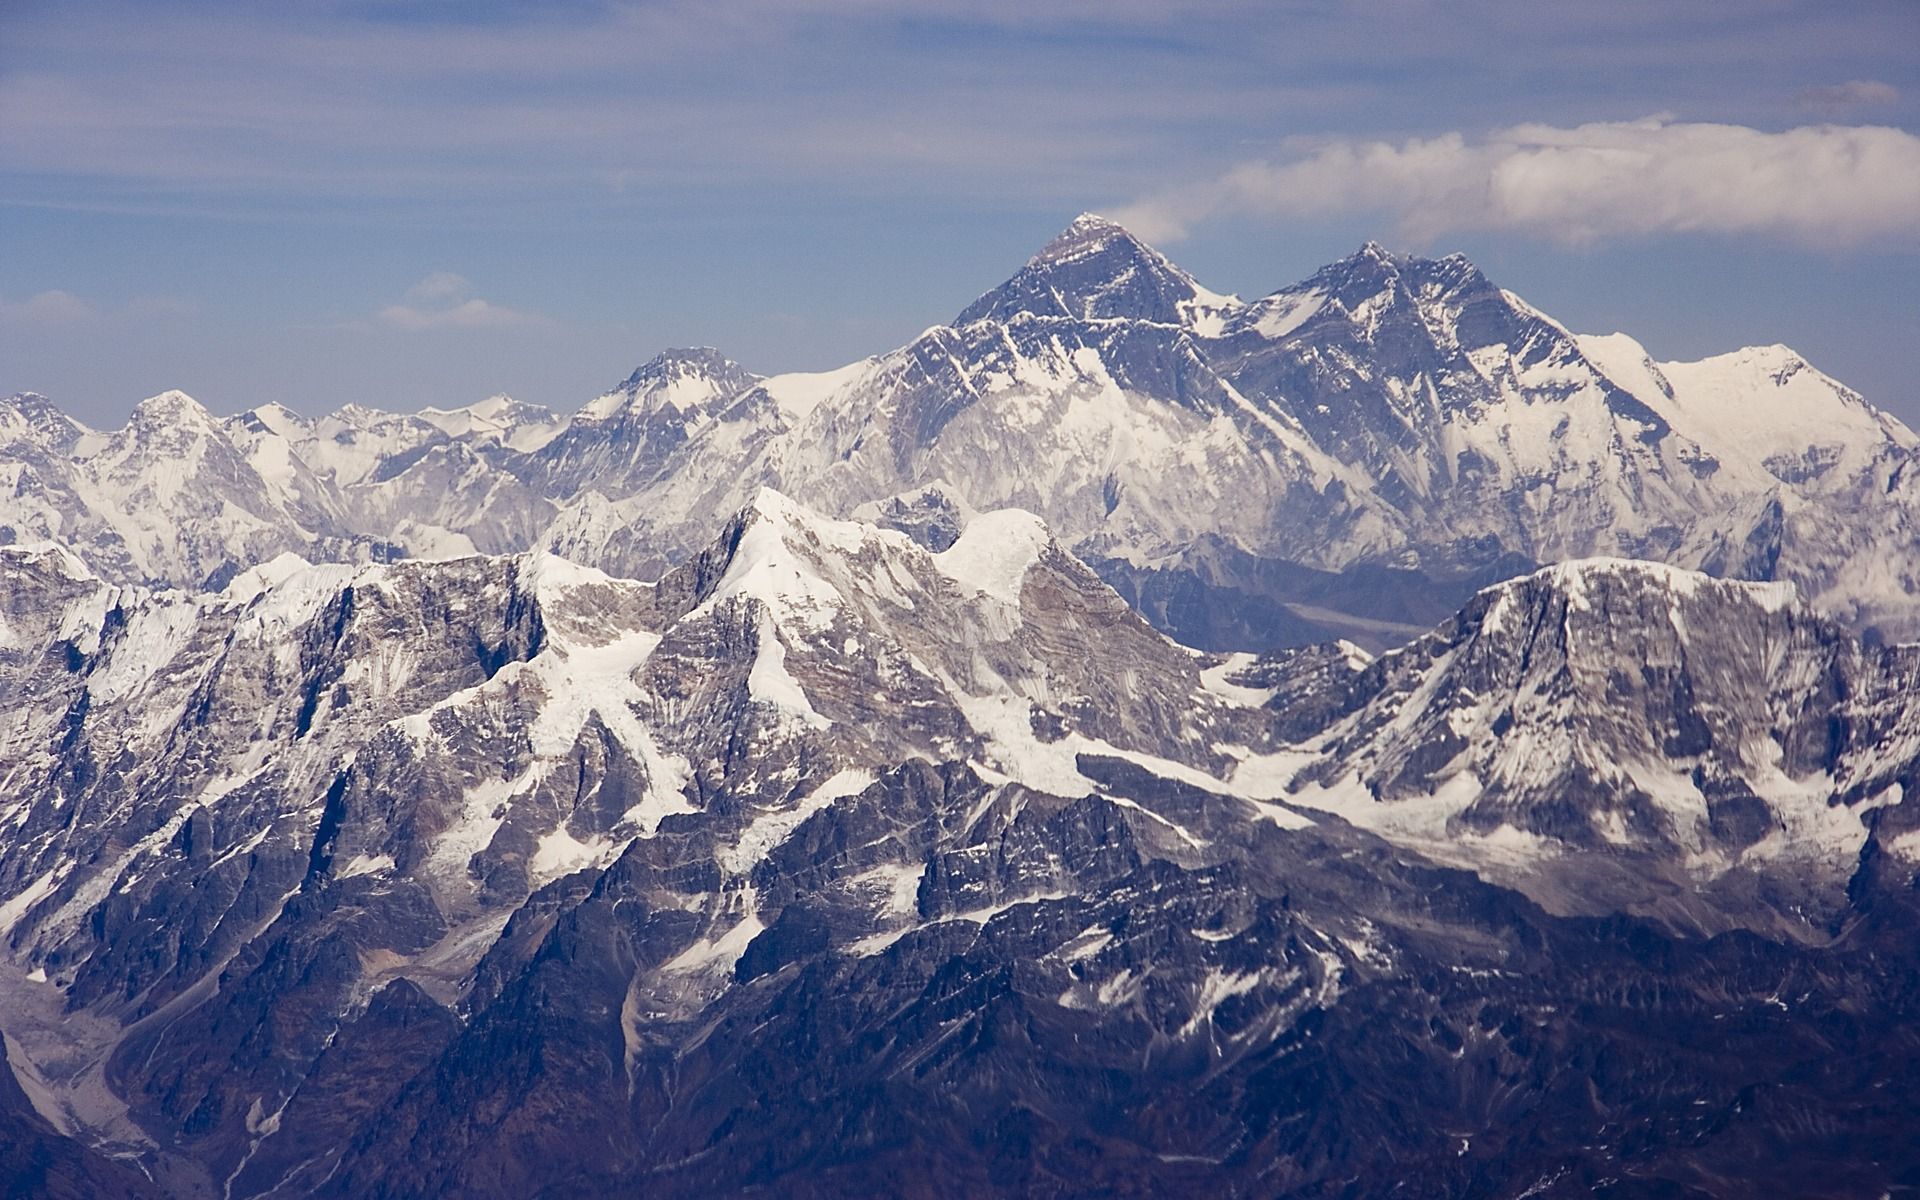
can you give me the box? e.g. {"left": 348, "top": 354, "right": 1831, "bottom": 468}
{"left": 2, "top": 0, "right": 1917, "bottom": 425}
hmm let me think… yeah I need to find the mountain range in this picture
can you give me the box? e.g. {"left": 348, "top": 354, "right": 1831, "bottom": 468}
{"left": 6, "top": 215, "right": 1917, "bottom": 651}
{"left": 2, "top": 219, "right": 1918, "bottom": 1197}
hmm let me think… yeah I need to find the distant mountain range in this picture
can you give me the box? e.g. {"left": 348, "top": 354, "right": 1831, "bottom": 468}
{"left": 2, "top": 220, "right": 1918, "bottom": 1198}
{"left": 7, "top": 214, "right": 1919, "bottom": 651}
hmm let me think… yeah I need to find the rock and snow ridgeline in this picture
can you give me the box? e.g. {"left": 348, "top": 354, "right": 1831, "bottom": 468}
{"left": 2, "top": 487, "right": 1918, "bottom": 1195}
{"left": 7, "top": 214, "right": 1920, "bottom": 644}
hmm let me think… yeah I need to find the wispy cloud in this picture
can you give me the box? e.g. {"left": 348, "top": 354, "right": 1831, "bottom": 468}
{"left": 0, "top": 290, "right": 202, "bottom": 327}
{"left": 1796, "top": 80, "right": 1901, "bottom": 112}
{"left": 0, "top": 290, "right": 95, "bottom": 323}
{"left": 405, "top": 271, "right": 473, "bottom": 303}
{"left": 1114, "top": 118, "right": 1920, "bottom": 249}
{"left": 3, "top": 1, "right": 1912, "bottom": 231}
{"left": 379, "top": 274, "right": 548, "bottom": 331}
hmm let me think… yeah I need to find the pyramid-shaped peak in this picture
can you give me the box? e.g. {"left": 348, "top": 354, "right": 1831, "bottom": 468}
{"left": 648, "top": 485, "right": 899, "bottom": 625}
{"left": 736, "top": 485, "right": 871, "bottom": 547}
{"left": 231, "top": 401, "right": 311, "bottom": 439}
{"left": 744, "top": 483, "right": 807, "bottom": 522}
{"left": 1030, "top": 212, "right": 1143, "bottom": 264}
{"left": 958, "top": 212, "right": 1210, "bottom": 326}
{"left": 132, "top": 389, "right": 216, "bottom": 425}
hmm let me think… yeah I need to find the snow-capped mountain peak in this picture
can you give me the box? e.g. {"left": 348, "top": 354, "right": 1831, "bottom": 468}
{"left": 0, "top": 392, "right": 90, "bottom": 452}
{"left": 956, "top": 212, "right": 1229, "bottom": 327}
{"left": 1578, "top": 331, "right": 1918, "bottom": 492}
{"left": 127, "top": 388, "right": 217, "bottom": 429}
{"left": 932, "top": 507, "right": 1052, "bottom": 604}
{"left": 8, "top": 220, "right": 1920, "bottom": 648}
{"left": 1030, "top": 211, "right": 1143, "bottom": 265}
{"left": 578, "top": 347, "right": 759, "bottom": 422}
{"left": 230, "top": 401, "right": 313, "bottom": 440}
{"left": 417, "top": 393, "right": 565, "bottom": 451}
{"left": 1269, "top": 555, "right": 1884, "bottom": 924}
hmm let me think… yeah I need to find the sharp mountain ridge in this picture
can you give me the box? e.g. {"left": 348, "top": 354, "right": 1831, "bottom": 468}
{"left": 0, "top": 492, "right": 1918, "bottom": 1195}
{"left": 8, "top": 215, "right": 1918, "bottom": 648}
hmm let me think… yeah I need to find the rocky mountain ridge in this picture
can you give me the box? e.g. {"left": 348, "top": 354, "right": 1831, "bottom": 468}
{"left": 0, "top": 492, "right": 1917, "bottom": 1195}
{"left": 7, "top": 216, "right": 1917, "bottom": 649}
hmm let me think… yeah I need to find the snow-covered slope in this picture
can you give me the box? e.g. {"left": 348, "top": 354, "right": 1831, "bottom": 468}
{"left": 1577, "top": 333, "right": 1915, "bottom": 491}
{"left": 416, "top": 394, "right": 566, "bottom": 452}
{"left": 3, "top": 498, "right": 1919, "bottom": 1196}
{"left": 8, "top": 216, "right": 1920, "bottom": 645}
{"left": 0, "top": 493, "right": 1319, "bottom": 1185}
{"left": 1229, "top": 560, "right": 1889, "bottom": 926}
{"left": 0, "top": 390, "right": 345, "bottom": 588}
{"left": 511, "top": 219, "right": 1920, "bottom": 645}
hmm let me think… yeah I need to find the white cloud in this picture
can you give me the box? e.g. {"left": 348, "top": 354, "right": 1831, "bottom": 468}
{"left": 0, "top": 290, "right": 94, "bottom": 323}
{"left": 1796, "top": 80, "right": 1900, "bottom": 112}
{"left": 1114, "top": 118, "right": 1920, "bottom": 249}
{"left": 405, "top": 271, "right": 473, "bottom": 303}
{"left": 379, "top": 274, "right": 548, "bottom": 331}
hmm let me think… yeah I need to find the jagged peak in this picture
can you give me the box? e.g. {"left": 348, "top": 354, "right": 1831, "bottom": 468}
{"left": 580, "top": 347, "right": 759, "bottom": 422}
{"left": 0, "top": 392, "right": 91, "bottom": 443}
{"left": 1247, "top": 243, "right": 1524, "bottom": 345}
{"left": 623, "top": 346, "right": 753, "bottom": 387}
{"left": 646, "top": 487, "right": 899, "bottom": 635}
{"left": 1300, "top": 242, "right": 1497, "bottom": 292}
{"left": 645, "top": 344, "right": 719, "bottom": 367}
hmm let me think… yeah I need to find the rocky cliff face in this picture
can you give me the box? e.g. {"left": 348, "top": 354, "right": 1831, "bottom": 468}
{"left": 0, "top": 493, "right": 1918, "bottom": 1196}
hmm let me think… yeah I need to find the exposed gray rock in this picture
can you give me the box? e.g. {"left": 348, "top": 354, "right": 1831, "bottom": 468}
{"left": 0, "top": 493, "right": 1917, "bottom": 1195}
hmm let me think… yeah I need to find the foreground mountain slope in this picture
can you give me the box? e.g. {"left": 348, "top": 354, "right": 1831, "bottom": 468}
{"left": 0, "top": 491, "right": 1286, "bottom": 1192}
{"left": 1230, "top": 561, "right": 1904, "bottom": 940}
{"left": 1, "top": 495, "right": 1919, "bottom": 1195}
